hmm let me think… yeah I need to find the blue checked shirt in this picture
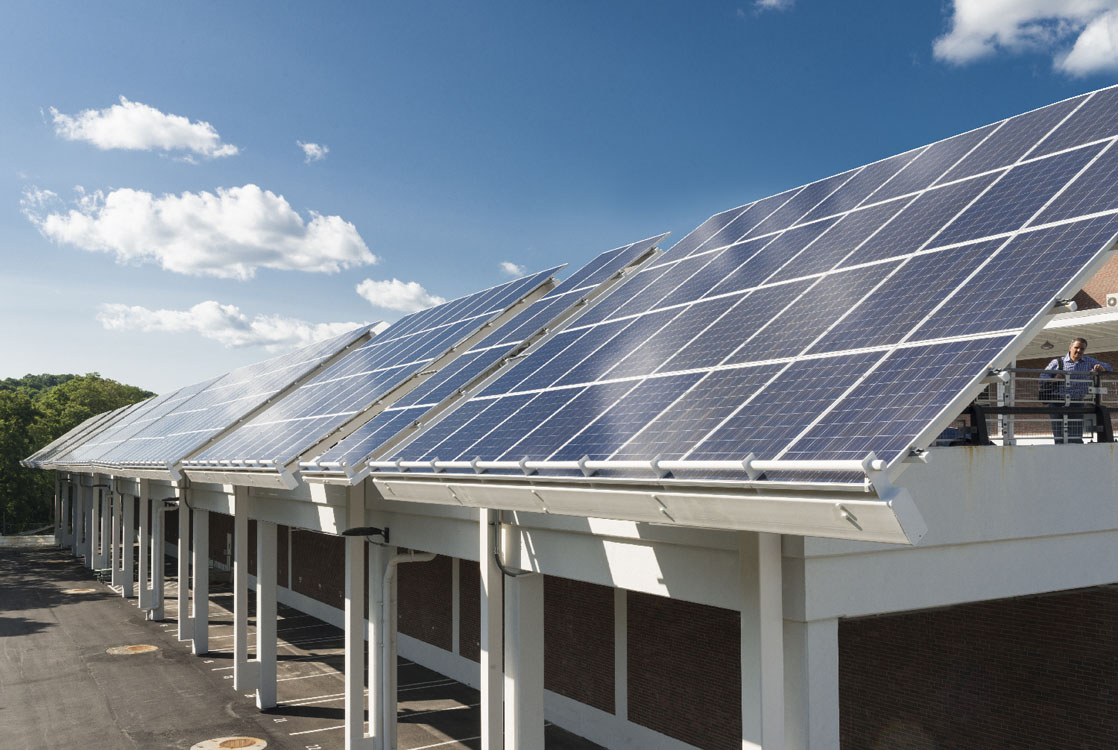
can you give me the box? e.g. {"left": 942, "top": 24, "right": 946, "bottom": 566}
{"left": 1043, "top": 354, "right": 1112, "bottom": 401}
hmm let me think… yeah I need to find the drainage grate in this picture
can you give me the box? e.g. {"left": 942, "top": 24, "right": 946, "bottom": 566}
{"left": 190, "top": 738, "right": 268, "bottom": 750}
{"left": 106, "top": 644, "right": 158, "bottom": 655}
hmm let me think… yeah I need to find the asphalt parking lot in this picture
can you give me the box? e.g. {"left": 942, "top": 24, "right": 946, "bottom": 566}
{"left": 0, "top": 539, "right": 602, "bottom": 750}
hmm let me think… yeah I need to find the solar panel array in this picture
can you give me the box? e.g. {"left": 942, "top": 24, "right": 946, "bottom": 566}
{"left": 183, "top": 269, "right": 563, "bottom": 469}
{"left": 301, "top": 236, "right": 665, "bottom": 472}
{"left": 30, "top": 326, "right": 373, "bottom": 472}
{"left": 364, "top": 85, "right": 1118, "bottom": 479}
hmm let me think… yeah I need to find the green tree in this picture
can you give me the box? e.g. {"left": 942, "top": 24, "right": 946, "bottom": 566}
{"left": 0, "top": 373, "right": 154, "bottom": 534}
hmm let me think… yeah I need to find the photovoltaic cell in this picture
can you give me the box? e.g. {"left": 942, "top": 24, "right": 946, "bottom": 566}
{"left": 940, "top": 95, "right": 1086, "bottom": 182}
{"left": 1033, "top": 86, "right": 1118, "bottom": 157}
{"left": 931, "top": 144, "right": 1102, "bottom": 247}
{"left": 373, "top": 84, "right": 1118, "bottom": 480}
{"left": 913, "top": 216, "right": 1118, "bottom": 340}
{"left": 870, "top": 123, "right": 999, "bottom": 203}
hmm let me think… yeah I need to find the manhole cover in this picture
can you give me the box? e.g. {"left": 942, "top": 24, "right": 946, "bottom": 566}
{"left": 191, "top": 738, "right": 268, "bottom": 750}
{"left": 61, "top": 587, "right": 97, "bottom": 594}
{"left": 106, "top": 644, "right": 158, "bottom": 655}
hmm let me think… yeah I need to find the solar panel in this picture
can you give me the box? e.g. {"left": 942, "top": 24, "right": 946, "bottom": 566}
{"left": 368, "top": 85, "right": 1118, "bottom": 482}
{"left": 91, "top": 326, "right": 374, "bottom": 468}
{"left": 25, "top": 405, "right": 138, "bottom": 469}
{"left": 302, "top": 237, "right": 664, "bottom": 474}
{"left": 183, "top": 268, "right": 564, "bottom": 471}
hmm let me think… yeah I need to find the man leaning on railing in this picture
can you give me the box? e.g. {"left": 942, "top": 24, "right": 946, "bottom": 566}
{"left": 1041, "top": 337, "right": 1112, "bottom": 443}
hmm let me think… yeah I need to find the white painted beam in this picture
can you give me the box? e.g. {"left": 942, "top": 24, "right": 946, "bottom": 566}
{"left": 138, "top": 481, "right": 151, "bottom": 611}
{"left": 177, "top": 497, "right": 192, "bottom": 639}
{"left": 503, "top": 571, "right": 544, "bottom": 750}
{"left": 343, "top": 485, "right": 371, "bottom": 750}
{"left": 122, "top": 492, "right": 135, "bottom": 598}
{"left": 233, "top": 487, "right": 258, "bottom": 691}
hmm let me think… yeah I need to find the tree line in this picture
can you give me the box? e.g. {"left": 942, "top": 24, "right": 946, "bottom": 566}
{"left": 0, "top": 373, "right": 154, "bottom": 534}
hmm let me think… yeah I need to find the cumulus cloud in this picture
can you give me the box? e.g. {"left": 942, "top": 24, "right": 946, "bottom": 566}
{"left": 753, "top": 0, "right": 793, "bottom": 10}
{"left": 23, "top": 183, "right": 377, "bottom": 280}
{"left": 97, "top": 300, "right": 377, "bottom": 350}
{"left": 499, "top": 261, "right": 526, "bottom": 277}
{"left": 298, "top": 141, "right": 329, "bottom": 163}
{"left": 934, "top": 0, "right": 1118, "bottom": 75}
{"left": 355, "top": 278, "right": 446, "bottom": 313}
{"left": 48, "top": 96, "right": 238, "bottom": 158}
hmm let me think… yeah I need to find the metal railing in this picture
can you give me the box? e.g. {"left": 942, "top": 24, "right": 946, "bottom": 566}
{"left": 938, "top": 368, "right": 1116, "bottom": 446}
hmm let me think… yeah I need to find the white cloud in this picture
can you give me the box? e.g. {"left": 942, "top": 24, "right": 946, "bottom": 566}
{"left": 355, "top": 278, "right": 446, "bottom": 313}
{"left": 499, "top": 261, "right": 526, "bottom": 277}
{"left": 298, "top": 141, "right": 329, "bottom": 163}
{"left": 23, "top": 183, "right": 377, "bottom": 280}
{"left": 49, "top": 96, "right": 239, "bottom": 158}
{"left": 753, "top": 0, "right": 793, "bottom": 10}
{"left": 97, "top": 300, "right": 375, "bottom": 350}
{"left": 934, "top": 0, "right": 1118, "bottom": 75}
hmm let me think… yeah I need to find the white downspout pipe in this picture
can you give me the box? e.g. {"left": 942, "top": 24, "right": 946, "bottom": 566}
{"left": 380, "top": 549, "right": 436, "bottom": 750}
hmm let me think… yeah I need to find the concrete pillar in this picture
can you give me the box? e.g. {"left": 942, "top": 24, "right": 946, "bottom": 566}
{"left": 368, "top": 542, "right": 390, "bottom": 748}
{"left": 151, "top": 492, "right": 165, "bottom": 621}
{"left": 138, "top": 484, "right": 151, "bottom": 610}
{"left": 98, "top": 481, "right": 110, "bottom": 571}
{"left": 90, "top": 481, "right": 101, "bottom": 570}
{"left": 177, "top": 498, "right": 192, "bottom": 639}
{"left": 53, "top": 474, "right": 62, "bottom": 546}
{"left": 85, "top": 480, "right": 94, "bottom": 565}
{"left": 784, "top": 618, "right": 839, "bottom": 750}
{"left": 70, "top": 478, "right": 82, "bottom": 558}
{"left": 122, "top": 492, "right": 135, "bottom": 598}
{"left": 233, "top": 487, "right": 258, "bottom": 691}
{"left": 192, "top": 507, "right": 210, "bottom": 655}
{"left": 741, "top": 532, "right": 785, "bottom": 749}
{"left": 343, "top": 485, "right": 370, "bottom": 750}
{"left": 480, "top": 509, "right": 503, "bottom": 750}
{"left": 110, "top": 488, "right": 122, "bottom": 586}
{"left": 256, "top": 520, "right": 278, "bottom": 710}
{"left": 503, "top": 571, "right": 544, "bottom": 750}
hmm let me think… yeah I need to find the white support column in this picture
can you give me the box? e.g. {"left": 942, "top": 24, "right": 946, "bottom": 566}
{"left": 503, "top": 571, "right": 544, "bottom": 750}
{"left": 138, "top": 483, "right": 151, "bottom": 610}
{"left": 90, "top": 480, "right": 101, "bottom": 570}
{"left": 53, "top": 474, "right": 62, "bottom": 546}
{"left": 62, "top": 478, "right": 74, "bottom": 550}
{"left": 368, "top": 542, "right": 389, "bottom": 748}
{"left": 70, "top": 478, "right": 81, "bottom": 557}
{"left": 151, "top": 492, "right": 165, "bottom": 621}
{"left": 740, "top": 532, "right": 785, "bottom": 749}
{"left": 98, "top": 480, "right": 110, "bottom": 571}
{"left": 480, "top": 509, "right": 503, "bottom": 750}
{"left": 110, "top": 488, "right": 122, "bottom": 587}
{"left": 122, "top": 492, "right": 135, "bottom": 598}
{"left": 192, "top": 507, "right": 210, "bottom": 655}
{"left": 784, "top": 618, "right": 839, "bottom": 750}
{"left": 256, "top": 519, "right": 278, "bottom": 710}
{"left": 177, "top": 498, "right": 192, "bottom": 639}
{"left": 343, "top": 485, "right": 370, "bottom": 750}
{"left": 233, "top": 487, "right": 258, "bottom": 691}
{"left": 85, "top": 480, "right": 94, "bottom": 566}
{"left": 614, "top": 588, "right": 628, "bottom": 721}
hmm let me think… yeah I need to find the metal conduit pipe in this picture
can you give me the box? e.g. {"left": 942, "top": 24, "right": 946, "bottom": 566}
{"left": 380, "top": 548, "right": 436, "bottom": 750}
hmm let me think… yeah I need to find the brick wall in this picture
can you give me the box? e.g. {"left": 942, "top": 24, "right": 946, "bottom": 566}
{"left": 209, "top": 512, "right": 233, "bottom": 567}
{"left": 291, "top": 530, "right": 345, "bottom": 609}
{"left": 628, "top": 592, "right": 742, "bottom": 750}
{"left": 840, "top": 585, "right": 1118, "bottom": 749}
{"left": 398, "top": 554, "right": 453, "bottom": 651}
{"left": 277, "top": 525, "right": 289, "bottom": 588}
{"left": 544, "top": 575, "right": 614, "bottom": 714}
{"left": 459, "top": 559, "right": 480, "bottom": 662}
{"left": 1077, "top": 252, "right": 1118, "bottom": 309}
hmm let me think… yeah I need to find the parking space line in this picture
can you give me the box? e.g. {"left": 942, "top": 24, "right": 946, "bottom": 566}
{"left": 411, "top": 736, "right": 481, "bottom": 750}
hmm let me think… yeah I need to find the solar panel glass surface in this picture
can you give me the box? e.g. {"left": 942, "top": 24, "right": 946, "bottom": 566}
{"left": 375, "top": 86, "right": 1118, "bottom": 479}
{"left": 190, "top": 268, "right": 562, "bottom": 466}
{"left": 306, "top": 237, "right": 665, "bottom": 469}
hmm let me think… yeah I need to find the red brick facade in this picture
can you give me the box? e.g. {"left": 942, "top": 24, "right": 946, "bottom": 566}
{"left": 291, "top": 529, "right": 345, "bottom": 609}
{"left": 840, "top": 585, "right": 1118, "bottom": 749}
{"left": 627, "top": 592, "right": 742, "bottom": 750}
{"left": 459, "top": 560, "right": 480, "bottom": 662}
{"left": 544, "top": 576, "right": 615, "bottom": 714}
{"left": 397, "top": 554, "right": 453, "bottom": 651}
{"left": 1077, "top": 252, "right": 1118, "bottom": 310}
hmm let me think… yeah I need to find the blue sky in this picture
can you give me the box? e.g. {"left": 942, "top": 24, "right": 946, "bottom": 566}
{"left": 3, "top": 1, "right": 1117, "bottom": 394}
